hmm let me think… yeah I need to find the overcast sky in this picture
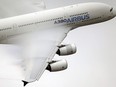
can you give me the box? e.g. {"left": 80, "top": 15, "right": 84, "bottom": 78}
{"left": 0, "top": 0, "right": 116, "bottom": 87}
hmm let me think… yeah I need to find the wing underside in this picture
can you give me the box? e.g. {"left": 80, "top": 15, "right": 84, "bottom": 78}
{"left": 0, "top": 26, "right": 71, "bottom": 83}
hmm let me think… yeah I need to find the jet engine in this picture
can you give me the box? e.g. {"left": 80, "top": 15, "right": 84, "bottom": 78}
{"left": 46, "top": 59, "right": 68, "bottom": 72}
{"left": 56, "top": 44, "right": 77, "bottom": 56}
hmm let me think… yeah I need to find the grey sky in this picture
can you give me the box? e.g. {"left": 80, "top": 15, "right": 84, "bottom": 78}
{"left": 0, "top": 0, "right": 116, "bottom": 87}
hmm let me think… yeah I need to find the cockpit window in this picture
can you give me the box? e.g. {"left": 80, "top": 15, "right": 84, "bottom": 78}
{"left": 110, "top": 8, "right": 113, "bottom": 12}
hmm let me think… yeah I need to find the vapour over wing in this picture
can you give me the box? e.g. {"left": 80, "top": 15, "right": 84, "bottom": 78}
{"left": 0, "top": 26, "right": 71, "bottom": 83}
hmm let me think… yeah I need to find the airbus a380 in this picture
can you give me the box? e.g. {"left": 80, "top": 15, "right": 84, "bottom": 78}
{"left": 0, "top": 2, "right": 115, "bottom": 86}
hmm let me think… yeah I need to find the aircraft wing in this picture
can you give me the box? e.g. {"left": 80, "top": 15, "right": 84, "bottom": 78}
{"left": 0, "top": 0, "right": 46, "bottom": 18}
{"left": 1, "top": 26, "right": 71, "bottom": 84}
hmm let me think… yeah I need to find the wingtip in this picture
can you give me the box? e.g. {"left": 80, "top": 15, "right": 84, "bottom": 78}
{"left": 22, "top": 80, "right": 29, "bottom": 87}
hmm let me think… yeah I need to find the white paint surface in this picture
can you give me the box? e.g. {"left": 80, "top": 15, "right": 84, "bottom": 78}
{"left": 0, "top": 0, "right": 116, "bottom": 87}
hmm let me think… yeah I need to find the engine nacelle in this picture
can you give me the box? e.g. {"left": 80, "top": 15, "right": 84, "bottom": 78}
{"left": 46, "top": 59, "right": 68, "bottom": 72}
{"left": 56, "top": 44, "right": 77, "bottom": 56}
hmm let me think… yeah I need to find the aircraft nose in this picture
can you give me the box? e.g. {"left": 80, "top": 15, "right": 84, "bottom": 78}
{"left": 113, "top": 7, "right": 116, "bottom": 16}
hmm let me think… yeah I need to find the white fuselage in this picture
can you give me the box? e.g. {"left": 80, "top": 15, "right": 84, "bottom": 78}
{"left": 0, "top": 2, "right": 115, "bottom": 41}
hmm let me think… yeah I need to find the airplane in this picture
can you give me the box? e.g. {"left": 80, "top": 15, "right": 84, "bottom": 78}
{"left": 0, "top": 1, "right": 115, "bottom": 87}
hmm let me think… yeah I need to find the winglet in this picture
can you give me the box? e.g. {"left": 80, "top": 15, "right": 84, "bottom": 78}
{"left": 22, "top": 80, "right": 29, "bottom": 87}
